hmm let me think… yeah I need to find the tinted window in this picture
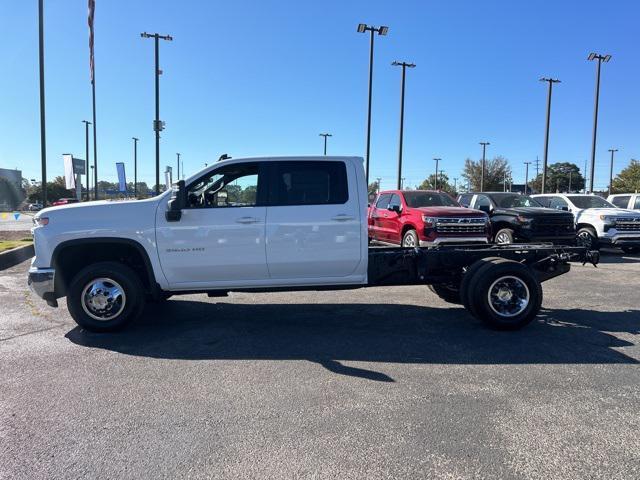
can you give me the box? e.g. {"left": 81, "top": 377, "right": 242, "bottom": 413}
{"left": 187, "top": 163, "right": 260, "bottom": 208}
{"left": 375, "top": 193, "right": 391, "bottom": 209}
{"left": 403, "top": 191, "right": 459, "bottom": 208}
{"left": 475, "top": 195, "right": 492, "bottom": 209}
{"left": 491, "top": 194, "right": 542, "bottom": 208}
{"left": 549, "top": 197, "right": 569, "bottom": 210}
{"left": 534, "top": 196, "right": 551, "bottom": 207}
{"left": 635, "top": 197, "right": 640, "bottom": 210}
{"left": 566, "top": 195, "right": 615, "bottom": 209}
{"left": 458, "top": 194, "right": 473, "bottom": 207}
{"left": 388, "top": 194, "right": 402, "bottom": 210}
{"left": 272, "top": 161, "right": 348, "bottom": 206}
{"left": 611, "top": 196, "right": 631, "bottom": 208}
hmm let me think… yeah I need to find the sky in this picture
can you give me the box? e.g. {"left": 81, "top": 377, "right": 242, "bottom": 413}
{"left": 0, "top": 0, "right": 638, "bottom": 191}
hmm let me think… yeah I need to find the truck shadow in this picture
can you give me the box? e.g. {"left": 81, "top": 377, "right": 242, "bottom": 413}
{"left": 65, "top": 301, "right": 640, "bottom": 382}
{"left": 597, "top": 249, "right": 640, "bottom": 264}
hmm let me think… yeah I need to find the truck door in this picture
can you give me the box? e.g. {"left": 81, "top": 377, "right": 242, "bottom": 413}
{"left": 384, "top": 193, "right": 403, "bottom": 243}
{"left": 370, "top": 193, "right": 391, "bottom": 241}
{"left": 265, "top": 159, "right": 362, "bottom": 279}
{"left": 155, "top": 162, "right": 269, "bottom": 288}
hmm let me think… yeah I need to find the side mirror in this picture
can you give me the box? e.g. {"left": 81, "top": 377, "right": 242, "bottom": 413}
{"left": 166, "top": 180, "right": 186, "bottom": 222}
{"left": 562, "top": 206, "right": 569, "bottom": 211}
{"left": 478, "top": 204, "right": 491, "bottom": 214}
{"left": 388, "top": 204, "right": 401, "bottom": 214}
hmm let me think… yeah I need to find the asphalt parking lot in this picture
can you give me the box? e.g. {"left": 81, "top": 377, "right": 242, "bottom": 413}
{"left": 1, "top": 252, "right": 639, "bottom": 479}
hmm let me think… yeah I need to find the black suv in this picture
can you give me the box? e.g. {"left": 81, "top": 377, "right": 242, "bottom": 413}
{"left": 457, "top": 192, "right": 576, "bottom": 244}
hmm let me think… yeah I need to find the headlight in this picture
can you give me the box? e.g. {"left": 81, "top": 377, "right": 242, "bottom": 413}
{"left": 515, "top": 215, "right": 532, "bottom": 224}
{"left": 422, "top": 215, "right": 436, "bottom": 227}
{"left": 33, "top": 216, "right": 49, "bottom": 226}
{"left": 599, "top": 215, "right": 616, "bottom": 224}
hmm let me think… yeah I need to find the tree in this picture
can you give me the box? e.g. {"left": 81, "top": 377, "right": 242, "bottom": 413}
{"left": 611, "top": 159, "right": 640, "bottom": 194}
{"left": 368, "top": 181, "right": 380, "bottom": 196}
{"left": 26, "top": 179, "right": 73, "bottom": 204}
{"left": 417, "top": 172, "right": 454, "bottom": 193}
{"left": 461, "top": 156, "right": 511, "bottom": 192}
{"left": 530, "top": 162, "right": 584, "bottom": 193}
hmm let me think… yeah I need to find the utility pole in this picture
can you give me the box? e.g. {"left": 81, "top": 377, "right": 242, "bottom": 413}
{"left": 132, "top": 137, "right": 139, "bottom": 197}
{"left": 453, "top": 177, "right": 458, "bottom": 193}
{"left": 524, "top": 161, "right": 531, "bottom": 194}
{"left": 319, "top": 133, "right": 332, "bottom": 155}
{"left": 392, "top": 61, "right": 416, "bottom": 189}
{"left": 401, "top": 177, "right": 406, "bottom": 189}
{"left": 141, "top": 32, "right": 173, "bottom": 196}
{"left": 433, "top": 158, "right": 441, "bottom": 190}
{"left": 176, "top": 152, "right": 181, "bottom": 180}
{"left": 357, "top": 24, "right": 388, "bottom": 185}
{"left": 568, "top": 170, "right": 572, "bottom": 192}
{"left": 375, "top": 177, "right": 382, "bottom": 193}
{"left": 479, "top": 142, "right": 490, "bottom": 191}
{"left": 82, "top": 120, "right": 91, "bottom": 200}
{"left": 587, "top": 52, "right": 612, "bottom": 193}
{"left": 539, "top": 77, "right": 561, "bottom": 193}
{"left": 608, "top": 148, "right": 618, "bottom": 196}
{"left": 38, "top": 0, "right": 47, "bottom": 206}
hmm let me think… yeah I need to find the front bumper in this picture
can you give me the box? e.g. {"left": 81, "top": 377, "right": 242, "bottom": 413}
{"left": 599, "top": 234, "right": 640, "bottom": 247}
{"left": 419, "top": 236, "right": 489, "bottom": 247}
{"left": 27, "top": 267, "right": 56, "bottom": 301}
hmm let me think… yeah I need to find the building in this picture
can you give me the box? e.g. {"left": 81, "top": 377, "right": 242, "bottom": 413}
{"left": 0, "top": 167, "right": 25, "bottom": 210}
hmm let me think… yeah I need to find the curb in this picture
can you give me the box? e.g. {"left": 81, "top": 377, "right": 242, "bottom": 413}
{"left": 0, "top": 244, "right": 35, "bottom": 271}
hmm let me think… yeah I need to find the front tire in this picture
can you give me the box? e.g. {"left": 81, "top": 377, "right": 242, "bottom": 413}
{"left": 67, "top": 261, "right": 145, "bottom": 332}
{"left": 494, "top": 228, "right": 515, "bottom": 244}
{"left": 402, "top": 229, "right": 419, "bottom": 248}
{"left": 577, "top": 227, "right": 599, "bottom": 250}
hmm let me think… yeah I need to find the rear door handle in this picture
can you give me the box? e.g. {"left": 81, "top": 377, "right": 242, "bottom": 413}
{"left": 331, "top": 214, "right": 355, "bottom": 222}
{"left": 236, "top": 216, "right": 260, "bottom": 224}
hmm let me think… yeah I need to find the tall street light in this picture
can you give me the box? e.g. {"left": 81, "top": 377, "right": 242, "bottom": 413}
{"left": 38, "top": 0, "right": 47, "bottom": 206}
{"left": 524, "top": 161, "right": 531, "bottom": 194}
{"left": 357, "top": 23, "right": 388, "bottom": 186}
{"left": 587, "top": 52, "right": 612, "bottom": 193}
{"left": 608, "top": 148, "right": 618, "bottom": 196}
{"left": 539, "top": 77, "right": 561, "bottom": 193}
{"left": 453, "top": 177, "right": 458, "bottom": 193}
{"left": 132, "top": 137, "right": 139, "bottom": 197}
{"left": 319, "top": 133, "right": 332, "bottom": 155}
{"left": 479, "top": 142, "right": 490, "bottom": 191}
{"left": 176, "top": 152, "right": 181, "bottom": 181}
{"left": 82, "top": 120, "right": 91, "bottom": 201}
{"left": 433, "top": 158, "right": 441, "bottom": 190}
{"left": 392, "top": 60, "right": 416, "bottom": 189}
{"left": 141, "top": 32, "right": 173, "bottom": 196}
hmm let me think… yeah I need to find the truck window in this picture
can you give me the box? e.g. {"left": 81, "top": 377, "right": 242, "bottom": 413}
{"left": 475, "top": 195, "right": 492, "bottom": 209}
{"left": 549, "top": 197, "right": 568, "bottom": 210}
{"left": 186, "top": 163, "right": 260, "bottom": 208}
{"left": 375, "top": 193, "right": 391, "bottom": 209}
{"left": 635, "top": 197, "right": 640, "bottom": 210}
{"left": 458, "top": 194, "right": 472, "bottom": 207}
{"left": 271, "top": 161, "right": 348, "bottom": 206}
{"left": 611, "top": 195, "right": 630, "bottom": 208}
{"left": 388, "top": 194, "right": 402, "bottom": 211}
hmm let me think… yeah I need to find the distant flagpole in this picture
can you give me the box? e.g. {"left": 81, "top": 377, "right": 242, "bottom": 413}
{"left": 88, "top": 0, "right": 98, "bottom": 199}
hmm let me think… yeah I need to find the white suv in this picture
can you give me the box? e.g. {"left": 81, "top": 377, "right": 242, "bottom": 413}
{"left": 533, "top": 193, "right": 640, "bottom": 253}
{"left": 608, "top": 193, "right": 640, "bottom": 211}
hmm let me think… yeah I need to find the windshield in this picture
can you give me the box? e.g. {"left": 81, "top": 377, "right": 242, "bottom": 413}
{"left": 491, "top": 194, "right": 542, "bottom": 208}
{"left": 403, "top": 191, "right": 459, "bottom": 208}
{"left": 567, "top": 195, "right": 615, "bottom": 209}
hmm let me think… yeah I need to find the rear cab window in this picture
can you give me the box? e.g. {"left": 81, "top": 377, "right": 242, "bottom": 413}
{"left": 611, "top": 196, "right": 631, "bottom": 208}
{"left": 269, "top": 161, "right": 348, "bottom": 206}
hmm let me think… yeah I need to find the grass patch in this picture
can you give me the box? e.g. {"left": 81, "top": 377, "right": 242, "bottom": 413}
{"left": 0, "top": 240, "right": 32, "bottom": 253}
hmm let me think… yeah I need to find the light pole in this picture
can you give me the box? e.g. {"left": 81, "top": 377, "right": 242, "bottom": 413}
{"left": 587, "top": 52, "right": 612, "bottom": 193}
{"left": 453, "top": 177, "right": 458, "bottom": 193}
{"left": 357, "top": 24, "right": 389, "bottom": 186}
{"left": 176, "top": 152, "right": 181, "bottom": 180}
{"left": 82, "top": 120, "right": 91, "bottom": 200}
{"left": 132, "top": 137, "right": 139, "bottom": 197}
{"left": 479, "top": 142, "right": 490, "bottom": 191}
{"left": 401, "top": 177, "right": 406, "bottom": 189}
{"left": 141, "top": 32, "right": 173, "bottom": 196}
{"left": 524, "top": 161, "right": 531, "bottom": 194}
{"left": 539, "top": 77, "right": 561, "bottom": 193}
{"left": 89, "top": 165, "right": 94, "bottom": 199}
{"left": 608, "top": 148, "right": 618, "bottom": 196}
{"left": 392, "top": 60, "right": 416, "bottom": 189}
{"left": 433, "top": 158, "right": 441, "bottom": 189}
{"left": 38, "top": 0, "right": 47, "bottom": 206}
{"left": 319, "top": 133, "right": 332, "bottom": 155}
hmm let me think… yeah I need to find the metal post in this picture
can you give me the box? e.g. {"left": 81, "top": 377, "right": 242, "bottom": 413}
{"left": 319, "top": 133, "right": 331, "bottom": 155}
{"left": 82, "top": 120, "right": 91, "bottom": 200}
{"left": 433, "top": 158, "right": 440, "bottom": 190}
{"left": 568, "top": 171, "right": 572, "bottom": 192}
{"left": 608, "top": 148, "right": 618, "bottom": 196}
{"left": 479, "top": 142, "right": 489, "bottom": 191}
{"left": 588, "top": 53, "right": 611, "bottom": 193}
{"left": 524, "top": 161, "right": 531, "bottom": 195}
{"left": 181, "top": 160, "right": 184, "bottom": 180}
{"left": 132, "top": 137, "right": 138, "bottom": 197}
{"left": 540, "top": 78, "right": 560, "bottom": 193}
{"left": 393, "top": 61, "right": 415, "bottom": 190}
{"left": 176, "top": 152, "right": 181, "bottom": 180}
{"left": 38, "top": 0, "right": 47, "bottom": 206}
{"left": 453, "top": 177, "right": 457, "bottom": 192}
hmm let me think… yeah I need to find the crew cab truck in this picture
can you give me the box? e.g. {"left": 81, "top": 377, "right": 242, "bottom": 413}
{"left": 533, "top": 193, "right": 640, "bottom": 253}
{"left": 368, "top": 190, "right": 490, "bottom": 247}
{"left": 608, "top": 193, "right": 640, "bottom": 211}
{"left": 28, "top": 156, "right": 596, "bottom": 332}
{"left": 457, "top": 192, "right": 576, "bottom": 245}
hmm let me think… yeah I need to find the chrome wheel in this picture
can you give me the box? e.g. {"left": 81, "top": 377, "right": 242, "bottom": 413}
{"left": 487, "top": 275, "right": 530, "bottom": 318}
{"left": 495, "top": 232, "right": 512, "bottom": 244}
{"left": 402, "top": 232, "right": 417, "bottom": 247}
{"left": 81, "top": 277, "right": 126, "bottom": 321}
{"left": 577, "top": 231, "right": 593, "bottom": 248}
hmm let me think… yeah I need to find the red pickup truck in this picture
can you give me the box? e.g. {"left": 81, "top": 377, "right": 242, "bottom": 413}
{"left": 368, "top": 190, "right": 491, "bottom": 247}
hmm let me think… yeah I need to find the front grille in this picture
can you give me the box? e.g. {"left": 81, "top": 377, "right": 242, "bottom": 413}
{"left": 436, "top": 217, "right": 486, "bottom": 234}
{"left": 615, "top": 218, "right": 640, "bottom": 232}
{"left": 532, "top": 216, "right": 574, "bottom": 234}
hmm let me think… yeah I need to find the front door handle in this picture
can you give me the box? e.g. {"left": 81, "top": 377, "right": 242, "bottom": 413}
{"left": 331, "top": 214, "right": 355, "bottom": 222}
{"left": 236, "top": 216, "right": 260, "bottom": 224}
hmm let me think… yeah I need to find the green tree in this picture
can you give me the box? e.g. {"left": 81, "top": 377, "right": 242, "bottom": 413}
{"left": 417, "top": 172, "right": 454, "bottom": 193}
{"left": 530, "top": 162, "right": 584, "bottom": 193}
{"left": 368, "top": 181, "right": 379, "bottom": 196}
{"left": 26, "top": 178, "right": 74, "bottom": 204}
{"left": 461, "top": 156, "right": 511, "bottom": 192}
{"left": 611, "top": 159, "right": 640, "bottom": 193}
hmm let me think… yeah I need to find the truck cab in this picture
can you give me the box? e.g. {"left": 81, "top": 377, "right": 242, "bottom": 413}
{"left": 608, "top": 193, "right": 640, "bottom": 211}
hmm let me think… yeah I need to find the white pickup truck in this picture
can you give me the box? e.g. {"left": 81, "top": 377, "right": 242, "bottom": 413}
{"left": 28, "top": 156, "right": 596, "bottom": 332}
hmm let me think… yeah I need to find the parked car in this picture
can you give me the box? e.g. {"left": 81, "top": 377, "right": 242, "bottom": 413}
{"left": 533, "top": 193, "right": 640, "bottom": 253}
{"left": 368, "top": 190, "right": 490, "bottom": 247}
{"left": 28, "top": 156, "right": 594, "bottom": 332}
{"left": 28, "top": 203, "right": 43, "bottom": 211}
{"left": 607, "top": 193, "right": 640, "bottom": 211}
{"left": 51, "top": 198, "right": 79, "bottom": 207}
{"left": 457, "top": 192, "right": 576, "bottom": 245}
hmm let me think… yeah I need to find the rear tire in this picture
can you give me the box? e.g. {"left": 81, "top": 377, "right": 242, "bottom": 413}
{"left": 402, "top": 229, "right": 419, "bottom": 248}
{"left": 494, "top": 228, "right": 515, "bottom": 244}
{"left": 67, "top": 261, "right": 145, "bottom": 332}
{"left": 460, "top": 257, "right": 510, "bottom": 316}
{"left": 466, "top": 260, "right": 542, "bottom": 330}
{"left": 428, "top": 284, "right": 462, "bottom": 304}
{"left": 577, "top": 227, "right": 599, "bottom": 250}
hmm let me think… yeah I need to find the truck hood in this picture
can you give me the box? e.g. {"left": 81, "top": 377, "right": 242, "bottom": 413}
{"left": 574, "top": 207, "right": 639, "bottom": 217}
{"left": 412, "top": 206, "right": 486, "bottom": 217}
{"left": 493, "top": 207, "right": 571, "bottom": 218}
